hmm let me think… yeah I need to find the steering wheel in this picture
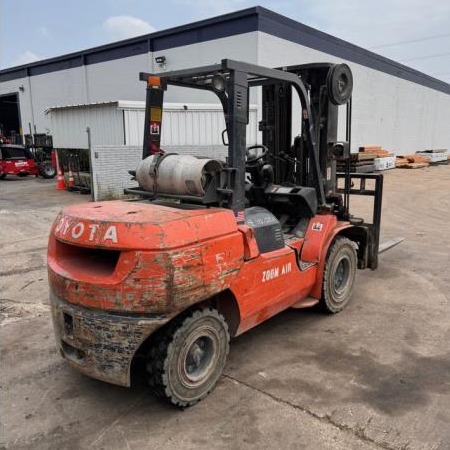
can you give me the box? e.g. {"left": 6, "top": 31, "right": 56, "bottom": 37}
{"left": 246, "top": 145, "right": 269, "bottom": 164}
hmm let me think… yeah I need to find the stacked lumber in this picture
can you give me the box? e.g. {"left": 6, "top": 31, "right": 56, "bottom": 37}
{"left": 396, "top": 154, "right": 429, "bottom": 169}
{"left": 337, "top": 152, "right": 375, "bottom": 173}
{"left": 338, "top": 145, "right": 448, "bottom": 171}
{"left": 395, "top": 156, "right": 409, "bottom": 167}
{"left": 357, "top": 146, "right": 395, "bottom": 171}
{"left": 359, "top": 146, "right": 394, "bottom": 158}
{"left": 396, "top": 149, "right": 448, "bottom": 168}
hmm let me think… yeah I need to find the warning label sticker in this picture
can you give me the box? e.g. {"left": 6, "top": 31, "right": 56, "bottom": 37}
{"left": 150, "top": 121, "right": 160, "bottom": 135}
{"left": 150, "top": 108, "right": 162, "bottom": 122}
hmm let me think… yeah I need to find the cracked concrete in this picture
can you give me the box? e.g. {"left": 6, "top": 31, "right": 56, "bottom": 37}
{"left": 1, "top": 167, "right": 450, "bottom": 450}
{"left": 222, "top": 374, "right": 390, "bottom": 450}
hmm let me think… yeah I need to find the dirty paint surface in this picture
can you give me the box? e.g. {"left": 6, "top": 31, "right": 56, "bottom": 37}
{"left": 50, "top": 291, "right": 168, "bottom": 387}
{"left": 231, "top": 246, "right": 317, "bottom": 334}
{"left": 48, "top": 200, "right": 350, "bottom": 386}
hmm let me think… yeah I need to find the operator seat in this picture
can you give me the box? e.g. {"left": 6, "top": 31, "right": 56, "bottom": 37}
{"left": 265, "top": 185, "right": 318, "bottom": 218}
{"left": 244, "top": 144, "right": 318, "bottom": 220}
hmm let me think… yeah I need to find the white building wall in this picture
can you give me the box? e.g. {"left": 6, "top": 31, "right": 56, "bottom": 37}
{"left": 0, "top": 32, "right": 259, "bottom": 137}
{"left": 48, "top": 102, "right": 258, "bottom": 149}
{"left": 48, "top": 104, "right": 124, "bottom": 149}
{"left": 85, "top": 54, "right": 150, "bottom": 103}
{"left": 29, "top": 66, "right": 88, "bottom": 132}
{"left": 1, "top": 29, "right": 449, "bottom": 153}
{"left": 159, "top": 105, "right": 258, "bottom": 147}
{"left": 153, "top": 33, "right": 259, "bottom": 105}
{"left": 257, "top": 32, "right": 450, "bottom": 153}
{"left": 122, "top": 108, "right": 143, "bottom": 146}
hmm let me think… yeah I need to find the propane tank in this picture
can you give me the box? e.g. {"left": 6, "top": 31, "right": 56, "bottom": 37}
{"left": 135, "top": 154, "right": 222, "bottom": 196}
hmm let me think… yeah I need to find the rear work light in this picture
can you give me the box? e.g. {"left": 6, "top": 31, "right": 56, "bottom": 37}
{"left": 147, "top": 76, "right": 161, "bottom": 88}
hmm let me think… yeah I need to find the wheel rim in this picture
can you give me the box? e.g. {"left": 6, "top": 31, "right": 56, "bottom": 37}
{"left": 44, "top": 166, "right": 55, "bottom": 176}
{"left": 41, "top": 163, "right": 55, "bottom": 177}
{"left": 178, "top": 326, "right": 220, "bottom": 388}
{"left": 333, "top": 256, "right": 351, "bottom": 299}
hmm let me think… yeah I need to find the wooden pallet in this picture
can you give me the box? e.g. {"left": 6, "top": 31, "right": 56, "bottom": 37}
{"left": 398, "top": 162, "right": 429, "bottom": 169}
{"left": 350, "top": 153, "right": 375, "bottom": 162}
{"left": 338, "top": 164, "right": 375, "bottom": 173}
{"left": 397, "top": 155, "right": 430, "bottom": 164}
{"left": 345, "top": 160, "right": 375, "bottom": 167}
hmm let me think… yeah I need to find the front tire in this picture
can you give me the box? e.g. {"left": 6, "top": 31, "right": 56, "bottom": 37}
{"left": 146, "top": 308, "right": 230, "bottom": 408}
{"left": 320, "top": 237, "right": 357, "bottom": 313}
{"left": 40, "top": 161, "right": 56, "bottom": 179}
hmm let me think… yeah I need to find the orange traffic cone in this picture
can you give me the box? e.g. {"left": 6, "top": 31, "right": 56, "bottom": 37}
{"left": 55, "top": 150, "right": 66, "bottom": 190}
{"left": 68, "top": 166, "right": 74, "bottom": 190}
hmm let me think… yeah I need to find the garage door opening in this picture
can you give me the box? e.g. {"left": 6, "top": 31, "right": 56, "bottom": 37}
{"left": 0, "top": 93, "right": 22, "bottom": 144}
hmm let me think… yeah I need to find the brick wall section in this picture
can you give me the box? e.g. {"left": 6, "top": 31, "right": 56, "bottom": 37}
{"left": 91, "top": 145, "right": 141, "bottom": 201}
{"left": 91, "top": 145, "right": 227, "bottom": 201}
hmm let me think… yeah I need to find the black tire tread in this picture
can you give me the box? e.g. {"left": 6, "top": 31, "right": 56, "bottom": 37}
{"left": 146, "top": 308, "right": 229, "bottom": 408}
{"left": 320, "top": 236, "right": 357, "bottom": 314}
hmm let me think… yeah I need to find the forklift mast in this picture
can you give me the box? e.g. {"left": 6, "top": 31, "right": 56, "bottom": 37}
{"left": 134, "top": 59, "right": 383, "bottom": 269}
{"left": 261, "top": 63, "right": 353, "bottom": 198}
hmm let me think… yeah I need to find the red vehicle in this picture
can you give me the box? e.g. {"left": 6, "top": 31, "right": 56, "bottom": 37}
{"left": 0, "top": 144, "right": 39, "bottom": 179}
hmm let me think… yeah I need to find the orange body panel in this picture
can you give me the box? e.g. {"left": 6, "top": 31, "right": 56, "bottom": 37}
{"left": 48, "top": 201, "right": 352, "bottom": 321}
{"left": 48, "top": 201, "right": 353, "bottom": 386}
{"left": 231, "top": 214, "right": 352, "bottom": 334}
{"left": 51, "top": 201, "right": 239, "bottom": 250}
{"left": 48, "top": 202, "right": 244, "bottom": 313}
{"left": 231, "top": 245, "right": 317, "bottom": 334}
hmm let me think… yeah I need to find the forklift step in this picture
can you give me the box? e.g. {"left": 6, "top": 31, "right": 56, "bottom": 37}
{"left": 290, "top": 297, "right": 320, "bottom": 309}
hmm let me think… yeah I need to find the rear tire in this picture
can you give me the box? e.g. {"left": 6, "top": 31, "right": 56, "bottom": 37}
{"left": 0, "top": 173, "right": 6, "bottom": 180}
{"left": 146, "top": 308, "right": 230, "bottom": 408}
{"left": 320, "top": 237, "right": 357, "bottom": 313}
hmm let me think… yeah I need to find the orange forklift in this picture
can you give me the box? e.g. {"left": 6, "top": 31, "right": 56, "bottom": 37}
{"left": 48, "top": 59, "right": 398, "bottom": 407}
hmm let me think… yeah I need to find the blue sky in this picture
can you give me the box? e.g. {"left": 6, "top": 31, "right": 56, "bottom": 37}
{"left": 1, "top": 0, "right": 449, "bottom": 82}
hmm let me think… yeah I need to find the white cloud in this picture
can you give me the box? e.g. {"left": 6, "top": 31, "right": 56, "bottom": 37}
{"left": 11, "top": 51, "right": 40, "bottom": 67}
{"left": 103, "top": 15, "right": 155, "bottom": 40}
